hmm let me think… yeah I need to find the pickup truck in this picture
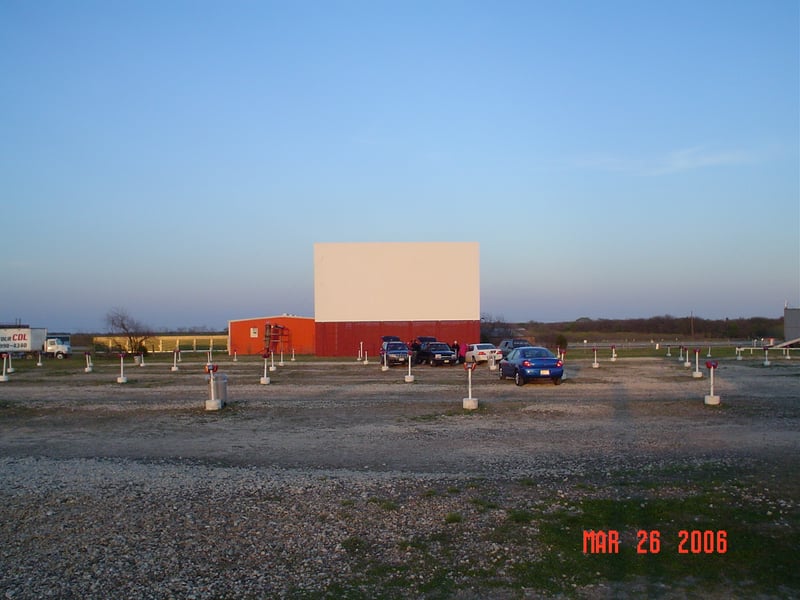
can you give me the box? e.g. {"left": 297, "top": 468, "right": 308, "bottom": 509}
{"left": 416, "top": 341, "right": 457, "bottom": 366}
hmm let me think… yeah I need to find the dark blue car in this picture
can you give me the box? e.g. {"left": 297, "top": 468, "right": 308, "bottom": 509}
{"left": 499, "top": 346, "right": 564, "bottom": 386}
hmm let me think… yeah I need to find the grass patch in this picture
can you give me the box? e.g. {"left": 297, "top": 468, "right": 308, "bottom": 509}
{"left": 507, "top": 508, "right": 534, "bottom": 524}
{"left": 470, "top": 497, "right": 500, "bottom": 512}
{"left": 444, "top": 512, "right": 463, "bottom": 524}
{"left": 506, "top": 491, "right": 800, "bottom": 595}
{"left": 368, "top": 497, "right": 399, "bottom": 511}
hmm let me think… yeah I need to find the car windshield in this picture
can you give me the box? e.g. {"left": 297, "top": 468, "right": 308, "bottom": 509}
{"left": 519, "top": 348, "right": 553, "bottom": 359}
{"left": 429, "top": 343, "right": 449, "bottom": 351}
{"left": 387, "top": 343, "right": 407, "bottom": 351}
{"left": 476, "top": 344, "right": 493, "bottom": 350}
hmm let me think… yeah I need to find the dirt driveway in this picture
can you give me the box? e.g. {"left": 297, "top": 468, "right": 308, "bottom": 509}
{"left": 1, "top": 355, "right": 798, "bottom": 598}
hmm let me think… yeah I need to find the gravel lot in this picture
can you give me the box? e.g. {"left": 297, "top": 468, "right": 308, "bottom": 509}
{"left": 1, "top": 355, "right": 798, "bottom": 598}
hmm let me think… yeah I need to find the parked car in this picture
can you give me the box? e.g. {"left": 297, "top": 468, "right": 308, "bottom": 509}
{"left": 499, "top": 346, "right": 563, "bottom": 385}
{"left": 416, "top": 341, "right": 457, "bottom": 366}
{"left": 498, "top": 338, "right": 533, "bottom": 356}
{"left": 464, "top": 343, "right": 502, "bottom": 363}
{"left": 380, "top": 341, "right": 410, "bottom": 366}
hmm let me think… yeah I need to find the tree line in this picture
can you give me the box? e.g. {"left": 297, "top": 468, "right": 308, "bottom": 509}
{"left": 481, "top": 314, "right": 785, "bottom": 347}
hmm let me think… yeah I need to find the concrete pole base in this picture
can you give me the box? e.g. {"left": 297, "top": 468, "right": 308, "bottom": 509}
{"left": 692, "top": 371, "right": 703, "bottom": 379}
{"left": 171, "top": 366, "right": 179, "bottom": 372}
{"left": 704, "top": 395, "right": 721, "bottom": 406}
{"left": 116, "top": 376, "right": 127, "bottom": 384}
{"left": 463, "top": 398, "right": 478, "bottom": 410}
{"left": 0, "top": 376, "right": 9, "bottom": 382}
{"left": 205, "top": 399, "right": 222, "bottom": 411}
{"left": 84, "top": 367, "right": 93, "bottom": 373}
{"left": 260, "top": 376, "right": 271, "bottom": 385}
{"left": 381, "top": 365, "right": 389, "bottom": 372}
{"left": 404, "top": 375, "right": 415, "bottom": 383}
{"left": 269, "top": 366, "right": 277, "bottom": 372}
{"left": 592, "top": 362, "right": 600, "bottom": 369}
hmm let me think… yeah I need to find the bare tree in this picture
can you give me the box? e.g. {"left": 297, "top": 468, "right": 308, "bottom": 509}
{"left": 105, "top": 308, "right": 152, "bottom": 353}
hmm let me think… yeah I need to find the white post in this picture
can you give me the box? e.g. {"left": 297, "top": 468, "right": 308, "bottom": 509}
{"left": 610, "top": 345, "right": 617, "bottom": 362}
{"left": 0, "top": 354, "right": 9, "bottom": 382}
{"left": 704, "top": 361, "right": 720, "bottom": 405}
{"left": 269, "top": 351, "right": 277, "bottom": 372}
{"left": 592, "top": 348, "right": 599, "bottom": 368}
{"left": 85, "top": 352, "right": 93, "bottom": 373}
{"left": 763, "top": 347, "right": 771, "bottom": 367}
{"left": 363, "top": 350, "right": 369, "bottom": 365}
{"left": 171, "top": 350, "right": 179, "bottom": 372}
{"left": 693, "top": 348, "right": 703, "bottom": 378}
{"left": 666, "top": 345, "right": 672, "bottom": 357}
{"left": 462, "top": 363, "right": 478, "bottom": 410}
{"left": 357, "top": 341, "right": 363, "bottom": 362}
{"left": 260, "top": 354, "right": 271, "bottom": 384}
{"left": 117, "top": 354, "right": 127, "bottom": 384}
{"left": 405, "top": 351, "right": 414, "bottom": 383}
{"left": 291, "top": 348, "right": 296, "bottom": 362}
{"left": 206, "top": 364, "right": 222, "bottom": 410}
{"left": 683, "top": 346, "right": 691, "bottom": 368}
{"left": 37, "top": 351, "right": 43, "bottom": 367}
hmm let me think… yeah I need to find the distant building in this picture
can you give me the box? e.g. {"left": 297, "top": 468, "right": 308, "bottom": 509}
{"left": 785, "top": 307, "right": 800, "bottom": 344}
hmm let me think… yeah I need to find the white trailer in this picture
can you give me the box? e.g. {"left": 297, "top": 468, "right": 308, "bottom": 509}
{"left": 0, "top": 327, "right": 71, "bottom": 359}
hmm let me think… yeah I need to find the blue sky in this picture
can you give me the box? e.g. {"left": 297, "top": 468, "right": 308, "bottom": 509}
{"left": 2, "top": 1, "right": 798, "bottom": 332}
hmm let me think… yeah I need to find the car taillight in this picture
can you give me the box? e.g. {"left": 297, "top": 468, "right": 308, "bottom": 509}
{"left": 522, "top": 360, "right": 532, "bottom": 367}
{"left": 478, "top": 351, "right": 486, "bottom": 356}
{"left": 556, "top": 360, "right": 563, "bottom": 367}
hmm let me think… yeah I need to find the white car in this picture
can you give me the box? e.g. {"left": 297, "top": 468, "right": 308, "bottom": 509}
{"left": 464, "top": 343, "right": 502, "bottom": 363}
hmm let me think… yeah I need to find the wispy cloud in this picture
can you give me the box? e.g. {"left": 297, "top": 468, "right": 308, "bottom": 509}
{"left": 576, "top": 146, "right": 756, "bottom": 176}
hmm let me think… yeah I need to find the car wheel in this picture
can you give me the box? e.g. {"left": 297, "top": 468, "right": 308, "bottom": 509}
{"left": 514, "top": 371, "right": 525, "bottom": 386}
{"left": 553, "top": 377, "right": 562, "bottom": 385}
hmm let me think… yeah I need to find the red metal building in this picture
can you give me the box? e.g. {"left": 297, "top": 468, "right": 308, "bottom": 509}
{"left": 227, "top": 315, "right": 315, "bottom": 356}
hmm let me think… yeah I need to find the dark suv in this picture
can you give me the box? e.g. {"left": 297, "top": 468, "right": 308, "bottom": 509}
{"left": 380, "top": 341, "right": 410, "bottom": 366}
{"left": 498, "top": 338, "right": 533, "bottom": 356}
{"left": 416, "top": 341, "right": 457, "bottom": 366}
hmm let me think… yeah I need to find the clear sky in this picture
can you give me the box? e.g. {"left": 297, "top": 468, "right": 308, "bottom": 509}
{"left": 2, "top": 1, "right": 798, "bottom": 332}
